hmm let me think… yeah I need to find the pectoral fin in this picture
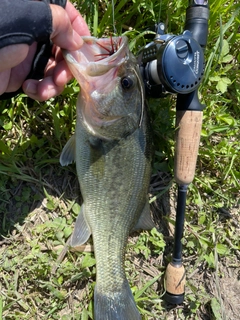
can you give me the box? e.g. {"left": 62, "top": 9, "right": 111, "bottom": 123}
{"left": 70, "top": 204, "right": 92, "bottom": 247}
{"left": 60, "top": 134, "right": 76, "bottom": 166}
{"left": 133, "top": 201, "right": 155, "bottom": 231}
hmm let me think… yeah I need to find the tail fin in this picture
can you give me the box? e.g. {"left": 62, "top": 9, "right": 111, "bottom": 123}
{"left": 94, "top": 280, "right": 141, "bottom": 320}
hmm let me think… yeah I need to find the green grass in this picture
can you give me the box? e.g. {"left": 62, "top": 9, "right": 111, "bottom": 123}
{"left": 0, "top": 0, "right": 239, "bottom": 319}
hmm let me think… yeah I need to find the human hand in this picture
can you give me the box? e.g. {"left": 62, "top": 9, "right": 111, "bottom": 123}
{"left": 0, "top": 1, "right": 90, "bottom": 101}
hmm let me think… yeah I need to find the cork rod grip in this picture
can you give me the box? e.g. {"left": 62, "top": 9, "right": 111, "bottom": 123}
{"left": 165, "top": 263, "right": 186, "bottom": 296}
{"left": 174, "top": 110, "right": 203, "bottom": 185}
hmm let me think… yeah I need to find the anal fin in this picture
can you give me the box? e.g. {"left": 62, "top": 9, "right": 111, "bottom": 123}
{"left": 133, "top": 201, "right": 155, "bottom": 231}
{"left": 70, "top": 204, "right": 92, "bottom": 247}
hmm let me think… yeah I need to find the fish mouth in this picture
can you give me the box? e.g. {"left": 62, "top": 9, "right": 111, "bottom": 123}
{"left": 62, "top": 36, "right": 142, "bottom": 140}
{"left": 62, "top": 36, "right": 129, "bottom": 79}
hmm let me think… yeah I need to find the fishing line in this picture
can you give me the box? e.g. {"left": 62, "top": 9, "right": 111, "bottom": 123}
{"left": 158, "top": 0, "right": 162, "bottom": 23}
{"left": 111, "top": 0, "right": 117, "bottom": 35}
{"left": 131, "top": 67, "right": 145, "bottom": 128}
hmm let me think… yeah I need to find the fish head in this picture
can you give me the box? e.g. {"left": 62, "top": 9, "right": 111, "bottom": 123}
{"left": 62, "top": 36, "right": 145, "bottom": 140}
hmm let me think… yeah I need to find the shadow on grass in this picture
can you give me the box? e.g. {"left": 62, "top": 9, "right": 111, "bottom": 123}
{"left": 0, "top": 160, "right": 81, "bottom": 239}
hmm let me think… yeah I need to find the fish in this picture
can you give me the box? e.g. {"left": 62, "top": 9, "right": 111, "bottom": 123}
{"left": 60, "top": 36, "right": 154, "bottom": 320}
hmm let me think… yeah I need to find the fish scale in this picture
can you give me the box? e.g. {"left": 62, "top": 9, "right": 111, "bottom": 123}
{"left": 60, "top": 36, "right": 153, "bottom": 320}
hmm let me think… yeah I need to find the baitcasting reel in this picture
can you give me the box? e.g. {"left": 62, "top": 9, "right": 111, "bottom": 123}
{"left": 138, "top": 22, "right": 205, "bottom": 98}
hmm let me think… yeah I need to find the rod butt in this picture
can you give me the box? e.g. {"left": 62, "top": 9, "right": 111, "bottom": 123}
{"left": 164, "top": 291, "right": 185, "bottom": 305}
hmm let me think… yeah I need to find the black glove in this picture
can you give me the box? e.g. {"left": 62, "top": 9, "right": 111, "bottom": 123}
{"left": 0, "top": 0, "right": 67, "bottom": 100}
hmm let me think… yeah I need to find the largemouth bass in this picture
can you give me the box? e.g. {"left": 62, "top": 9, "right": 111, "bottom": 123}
{"left": 60, "top": 36, "right": 153, "bottom": 320}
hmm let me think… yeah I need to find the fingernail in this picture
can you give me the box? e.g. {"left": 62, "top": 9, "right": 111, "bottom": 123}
{"left": 25, "top": 82, "right": 37, "bottom": 95}
{"left": 72, "top": 30, "right": 84, "bottom": 49}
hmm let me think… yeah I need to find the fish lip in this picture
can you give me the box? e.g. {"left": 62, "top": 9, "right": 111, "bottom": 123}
{"left": 62, "top": 36, "right": 129, "bottom": 75}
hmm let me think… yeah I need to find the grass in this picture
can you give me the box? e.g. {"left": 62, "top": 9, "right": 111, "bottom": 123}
{"left": 0, "top": 0, "right": 239, "bottom": 319}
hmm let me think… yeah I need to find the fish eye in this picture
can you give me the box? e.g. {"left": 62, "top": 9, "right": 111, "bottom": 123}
{"left": 121, "top": 76, "right": 134, "bottom": 90}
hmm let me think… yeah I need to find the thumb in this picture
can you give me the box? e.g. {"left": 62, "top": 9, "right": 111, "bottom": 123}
{"left": 50, "top": 4, "right": 83, "bottom": 50}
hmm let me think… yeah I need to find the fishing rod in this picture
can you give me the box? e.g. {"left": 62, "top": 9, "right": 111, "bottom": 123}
{"left": 138, "top": 0, "right": 209, "bottom": 304}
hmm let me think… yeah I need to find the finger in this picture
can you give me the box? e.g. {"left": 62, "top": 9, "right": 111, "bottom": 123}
{"left": 53, "top": 60, "right": 73, "bottom": 87}
{"left": 6, "top": 64, "right": 29, "bottom": 92}
{"left": 45, "top": 47, "right": 73, "bottom": 86}
{"left": 5, "top": 43, "right": 37, "bottom": 92}
{"left": 0, "top": 70, "right": 11, "bottom": 95}
{"left": 52, "top": 46, "right": 64, "bottom": 64}
{"left": 50, "top": 4, "right": 84, "bottom": 50}
{"left": 44, "top": 58, "right": 72, "bottom": 88}
{"left": 44, "top": 58, "right": 56, "bottom": 78}
{"left": 65, "top": 1, "right": 91, "bottom": 36}
{"left": 0, "top": 44, "right": 29, "bottom": 72}
{"left": 23, "top": 77, "right": 64, "bottom": 101}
